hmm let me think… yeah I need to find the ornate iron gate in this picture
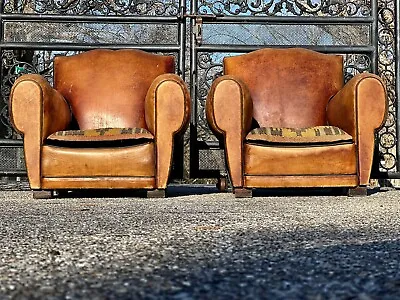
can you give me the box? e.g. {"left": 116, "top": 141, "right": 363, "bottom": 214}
{"left": 0, "top": 0, "right": 398, "bottom": 188}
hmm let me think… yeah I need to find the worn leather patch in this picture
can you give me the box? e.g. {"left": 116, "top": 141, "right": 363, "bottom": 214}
{"left": 246, "top": 126, "right": 353, "bottom": 145}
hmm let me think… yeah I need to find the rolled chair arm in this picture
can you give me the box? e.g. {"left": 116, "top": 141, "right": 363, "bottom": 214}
{"left": 206, "top": 75, "right": 253, "bottom": 188}
{"left": 9, "top": 74, "right": 71, "bottom": 189}
{"left": 10, "top": 74, "right": 71, "bottom": 140}
{"left": 327, "top": 73, "right": 387, "bottom": 185}
{"left": 145, "top": 74, "right": 190, "bottom": 189}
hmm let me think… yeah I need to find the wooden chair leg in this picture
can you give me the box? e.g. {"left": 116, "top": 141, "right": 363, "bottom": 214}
{"left": 234, "top": 188, "right": 253, "bottom": 198}
{"left": 32, "top": 190, "right": 53, "bottom": 199}
{"left": 348, "top": 186, "right": 368, "bottom": 197}
{"left": 147, "top": 189, "right": 166, "bottom": 198}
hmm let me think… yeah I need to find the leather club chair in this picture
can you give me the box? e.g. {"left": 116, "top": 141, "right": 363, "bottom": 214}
{"left": 206, "top": 48, "right": 387, "bottom": 197}
{"left": 10, "top": 49, "right": 190, "bottom": 198}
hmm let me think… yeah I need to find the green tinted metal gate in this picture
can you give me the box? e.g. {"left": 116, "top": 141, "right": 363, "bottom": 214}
{"left": 0, "top": 0, "right": 398, "bottom": 188}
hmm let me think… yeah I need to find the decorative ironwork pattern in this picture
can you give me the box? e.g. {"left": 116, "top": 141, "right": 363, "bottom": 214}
{"left": 1, "top": 50, "right": 76, "bottom": 139}
{"left": 377, "top": 0, "right": 397, "bottom": 171}
{"left": 343, "top": 53, "right": 372, "bottom": 81}
{"left": 2, "top": 0, "right": 179, "bottom": 15}
{"left": 196, "top": 52, "right": 373, "bottom": 141}
{"left": 196, "top": 52, "right": 224, "bottom": 142}
{"left": 197, "top": 0, "right": 371, "bottom": 17}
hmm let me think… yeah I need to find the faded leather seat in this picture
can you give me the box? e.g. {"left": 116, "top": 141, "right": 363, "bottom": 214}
{"left": 206, "top": 48, "right": 387, "bottom": 197}
{"left": 9, "top": 49, "right": 190, "bottom": 198}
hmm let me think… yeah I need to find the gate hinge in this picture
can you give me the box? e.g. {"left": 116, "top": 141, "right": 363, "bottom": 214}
{"left": 194, "top": 17, "right": 203, "bottom": 45}
{"left": 182, "top": 14, "right": 219, "bottom": 45}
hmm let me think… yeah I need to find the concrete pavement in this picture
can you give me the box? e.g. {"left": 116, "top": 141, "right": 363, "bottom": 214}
{"left": 0, "top": 187, "right": 399, "bottom": 299}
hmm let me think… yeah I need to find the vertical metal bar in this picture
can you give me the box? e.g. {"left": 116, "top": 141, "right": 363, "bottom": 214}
{"left": 371, "top": 0, "right": 378, "bottom": 73}
{"left": 370, "top": 0, "right": 380, "bottom": 175}
{"left": 189, "top": 0, "right": 200, "bottom": 178}
{"left": 178, "top": 0, "right": 186, "bottom": 78}
{"left": 0, "top": 0, "right": 4, "bottom": 146}
{"left": 396, "top": 0, "right": 400, "bottom": 171}
{"left": 0, "top": 0, "right": 4, "bottom": 14}
{"left": 171, "top": 0, "right": 187, "bottom": 179}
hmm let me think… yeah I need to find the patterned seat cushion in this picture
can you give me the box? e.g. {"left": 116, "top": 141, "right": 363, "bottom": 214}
{"left": 47, "top": 128, "right": 153, "bottom": 147}
{"left": 246, "top": 126, "right": 353, "bottom": 145}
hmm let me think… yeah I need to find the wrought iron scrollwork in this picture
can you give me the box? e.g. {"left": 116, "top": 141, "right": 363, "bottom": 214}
{"left": 197, "top": 0, "right": 371, "bottom": 17}
{"left": 1, "top": 50, "right": 37, "bottom": 139}
{"left": 1, "top": 50, "right": 77, "bottom": 138}
{"left": 343, "top": 54, "right": 371, "bottom": 82}
{"left": 377, "top": 0, "right": 397, "bottom": 171}
{"left": 196, "top": 52, "right": 223, "bottom": 142}
{"left": 3, "top": 0, "right": 179, "bottom": 16}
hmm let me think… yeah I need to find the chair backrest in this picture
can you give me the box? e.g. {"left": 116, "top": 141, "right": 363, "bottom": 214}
{"left": 54, "top": 49, "right": 175, "bottom": 130}
{"left": 224, "top": 48, "right": 343, "bottom": 128}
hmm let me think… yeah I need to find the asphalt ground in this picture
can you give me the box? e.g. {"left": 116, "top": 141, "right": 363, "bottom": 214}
{"left": 0, "top": 186, "right": 399, "bottom": 299}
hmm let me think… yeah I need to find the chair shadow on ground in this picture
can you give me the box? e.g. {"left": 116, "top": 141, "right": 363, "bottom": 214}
{"left": 50, "top": 185, "right": 389, "bottom": 199}
{"left": 252, "top": 186, "right": 386, "bottom": 197}
{"left": 52, "top": 185, "right": 220, "bottom": 199}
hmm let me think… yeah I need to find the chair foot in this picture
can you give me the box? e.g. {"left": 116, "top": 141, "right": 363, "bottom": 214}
{"left": 348, "top": 186, "right": 368, "bottom": 197}
{"left": 234, "top": 188, "right": 253, "bottom": 198}
{"left": 216, "top": 177, "right": 228, "bottom": 192}
{"left": 147, "top": 189, "right": 166, "bottom": 198}
{"left": 32, "top": 190, "right": 53, "bottom": 199}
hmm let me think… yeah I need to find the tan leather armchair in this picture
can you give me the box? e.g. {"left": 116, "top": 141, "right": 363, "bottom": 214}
{"left": 10, "top": 49, "right": 190, "bottom": 198}
{"left": 206, "top": 48, "right": 387, "bottom": 197}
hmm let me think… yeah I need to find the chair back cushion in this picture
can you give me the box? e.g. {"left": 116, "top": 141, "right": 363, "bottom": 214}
{"left": 224, "top": 48, "right": 343, "bottom": 128}
{"left": 54, "top": 49, "right": 174, "bottom": 130}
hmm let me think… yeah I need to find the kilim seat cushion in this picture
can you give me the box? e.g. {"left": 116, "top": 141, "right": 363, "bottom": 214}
{"left": 246, "top": 126, "right": 353, "bottom": 145}
{"left": 47, "top": 127, "right": 153, "bottom": 147}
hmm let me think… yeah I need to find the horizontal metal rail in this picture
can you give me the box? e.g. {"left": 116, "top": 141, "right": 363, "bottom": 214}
{"left": 0, "top": 170, "right": 27, "bottom": 176}
{"left": 202, "top": 16, "right": 374, "bottom": 25}
{"left": 0, "top": 139, "right": 23, "bottom": 146}
{"left": 196, "top": 45, "right": 375, "bottom": 53}
{"left": 372, "top": 172, "right": 400, "bottom": 179}
{"left": 196, "top": 140, "right": 222, "bottom": 149}
{"left": 0, "top": 14, "right": 373, "bottom": 25}
{"left": 0, "top": 43, "right": 181, "bottom": 51}
{"left": 0, "top": 13, "right": 179, "bottom": 23}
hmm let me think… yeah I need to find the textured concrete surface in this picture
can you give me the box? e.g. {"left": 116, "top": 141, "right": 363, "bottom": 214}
{"left": 0, "top": 187, "right": 400, "bottom": 299}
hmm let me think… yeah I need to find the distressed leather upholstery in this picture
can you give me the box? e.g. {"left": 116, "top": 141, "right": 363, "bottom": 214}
{"left": 206, "top": 48, "right": 387, "bottom": 195}
{"left": 9, "top": 49, "right": 190, "bottom": 195}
